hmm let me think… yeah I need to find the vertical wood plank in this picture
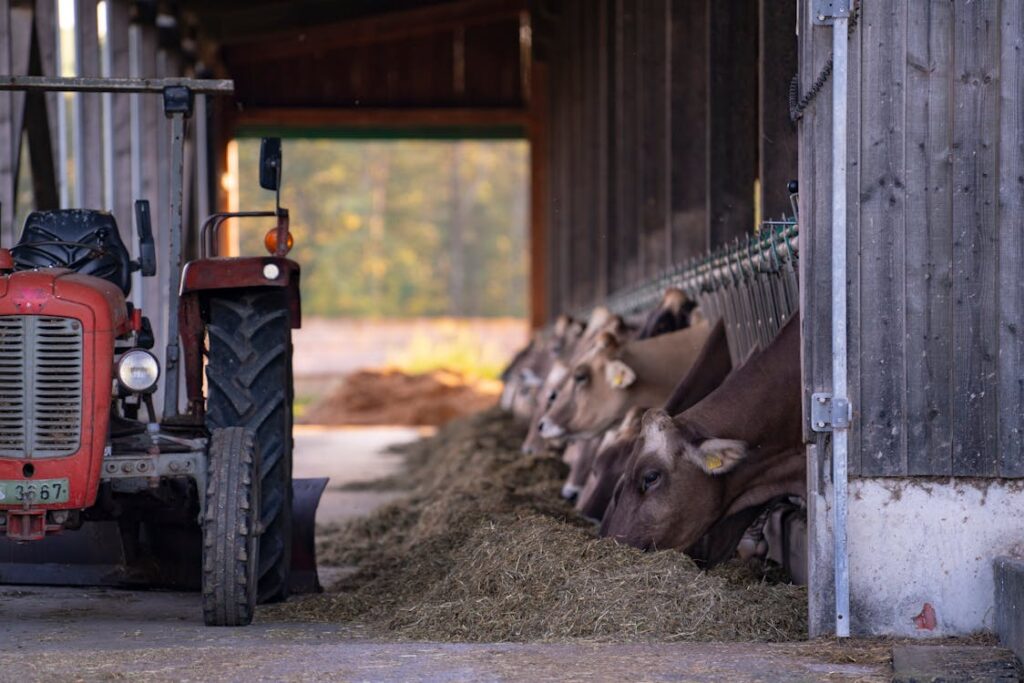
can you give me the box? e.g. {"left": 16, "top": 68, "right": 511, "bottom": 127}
{"left": 32, "top": 0, "right": 60, "bottom": 180}
{"left": 606, "top": 0, "right": 621, "bottom": 293}
{"left": 799, "top": 0, "right": 837, "bottom": 637}
{"left": 557, "top": 4, "right": 571, "bottom": 314}
{"left": 568, "top": 0, "right": 582, "bottom": 309}
{"left": 639, "top": 0, "right": 669, "bottom": 278}
{"left": 75, "top": 0, "right": 104, "bottom": 209}
{"left": 0, "top": 0, "right": 14, "bottom": 247}
{"left": 529, "top": 57, "right": 550, "bottom": 327}
{"left": 845, "top": 0, "right": 863, "bottom": 476}
{"left": 107, "top": 0, "right": 133, "bottom": 243}
{"left": 904, "top": 0, "right": 953, "bottom": 476}
{"left": 857, "top": 0, "right": 907, "bottom": 476}
{"left": 951, "top": 0, "right": 999, "bottom": 477}
{"left": 707, "top": 0, "right": 758, "bottom": 247}
{"left": 758, "top": 0, "right": 798, "bottom": 219}
{"left": 596, "top": 0, "right": 610, "bottom": 301}
{"left": 615, "top": 0, "right": 639, "bottom": 289}
{"left": 997, "top": 0, "right": 1024, "bottom": 477}
{"left": 669, "top": 0, "right": 708, "bottom": 262}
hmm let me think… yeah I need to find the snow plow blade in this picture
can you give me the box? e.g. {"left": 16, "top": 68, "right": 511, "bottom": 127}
{"left": 288, "top": 477, "right": 328, "bottom": 594}
{"left": 0, "top": 478, "right": 328, "bottom": 594}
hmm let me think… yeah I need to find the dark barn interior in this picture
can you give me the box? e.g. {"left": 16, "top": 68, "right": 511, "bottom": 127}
{"left": 4, "top": 0, "right": 1024, "bottom": 656}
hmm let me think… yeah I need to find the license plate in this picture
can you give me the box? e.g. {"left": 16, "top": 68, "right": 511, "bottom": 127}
{"left": 0, "top": 479, "right": 70, "bottom": 504}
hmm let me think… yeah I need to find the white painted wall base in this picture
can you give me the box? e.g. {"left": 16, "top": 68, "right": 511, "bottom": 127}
{"left": 847, "top": 478, "right": 1024, "bottom": 636}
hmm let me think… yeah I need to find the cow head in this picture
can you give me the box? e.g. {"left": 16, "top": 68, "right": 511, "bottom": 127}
{"left": 599, "top": 409, "right": 748, "bottom": 551}
{"left": 560, "top": 436, "right": 600, "bottom": 502}
{"left": 537, "top": 332, "right": 638, "bottom": 440}
{"left": 577, "top": 406, "right": 646, "bottom": 521}
{"left": 638, "top": 288, "right": 697, "bottom": 339}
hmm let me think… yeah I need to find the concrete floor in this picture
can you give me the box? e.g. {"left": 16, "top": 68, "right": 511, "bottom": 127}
{"left": 0, "top": 427, "right": 891, "bottom": 682}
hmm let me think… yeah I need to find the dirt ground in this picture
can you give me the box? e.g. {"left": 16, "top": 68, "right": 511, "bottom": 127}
{"left": 0, "top": 426, "right": 927, "bottom": 681}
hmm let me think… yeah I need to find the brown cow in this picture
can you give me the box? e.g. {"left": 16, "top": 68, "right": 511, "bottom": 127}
{"left": 577, "top": 319, "right": 733, "bottom": 521}
{"left": 576, "top": 406, "right": 646, "bottom": 520}
{"left": 599, "top": 315, "right": 803, "bottom": 561}
{"left": 559, "top": 435, "right": 601, "bottom": 501}
{"left": 636, "top": 288, "right": 697, "bottom": 340}
{"left": 537, "top": 320, "right": 711, "bottom": 441}
{"left": 521, "top": 309, "right": 632, "bottom": 454}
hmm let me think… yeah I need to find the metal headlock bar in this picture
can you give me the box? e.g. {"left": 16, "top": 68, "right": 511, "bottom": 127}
{"left": 586, "top": 218, "right": 799, "bottom": 368}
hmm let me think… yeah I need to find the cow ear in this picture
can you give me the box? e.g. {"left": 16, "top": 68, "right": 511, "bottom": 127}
{"left": 604, "top": 360, "right": 636, "bottom": 389}
{"left": 596, "top": 331, "right": 619, "bottom": 351}
{"left": 520, "top": 368, "right": 542, "bottom": 388}
{"left": 689, "top": 438, "right": 748, "bottom": 475}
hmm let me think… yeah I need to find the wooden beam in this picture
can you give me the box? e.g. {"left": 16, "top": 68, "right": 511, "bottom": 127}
{"left": 528, "top": 60, "right": 549, "bottom": 327}
{"left": 106, "top": 0, "right": 133, "bottom": 240}
{"left": 26, "top": 8, "right": 59, "bottom": 212}
{"left": 669, "top": 0, "right": 708, "bottom": 262}
{"left": 758, "top": 0, "right": 797, "bottom": 220}
{"left": 0, "top": 0, "right": 14, "bottom": 247}
{"left": 75, "top": 0, "right": 104, "bottom": 208}
{"left": 707, "top": 0, "right": 759, "bottom": 247}
{"left": 220, "top": 0, "right": 527, "bottom": 60}
{"left": 232, "top": 106, "right": 530, "bottom": 133}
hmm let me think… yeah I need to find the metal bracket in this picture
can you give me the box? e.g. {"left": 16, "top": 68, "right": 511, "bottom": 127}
{"left": 812, "top": 0, "right": 850, "bottom": 25}
{"left": 811, "top": 392, "right": 851, "bottom": 432}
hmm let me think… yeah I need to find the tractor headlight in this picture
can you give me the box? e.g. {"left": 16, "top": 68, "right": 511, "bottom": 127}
{"left": 117, "top": 349, "right": 160, "bottom": 393}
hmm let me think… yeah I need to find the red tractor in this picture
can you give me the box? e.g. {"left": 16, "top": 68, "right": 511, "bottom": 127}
{"left": 0, "top": 76, "right": 325, "bottom": 626}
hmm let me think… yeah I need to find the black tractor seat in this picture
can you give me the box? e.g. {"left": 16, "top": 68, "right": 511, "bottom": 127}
{"left": 12, "top": 209, "right": 133, "bottom": 295}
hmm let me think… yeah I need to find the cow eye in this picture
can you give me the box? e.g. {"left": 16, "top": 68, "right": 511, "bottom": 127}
{"left": 640, "top": 470, "right": 661, "bottom": 493}
{"left": 573, "top": 367, "right": 590, "bottom": 384}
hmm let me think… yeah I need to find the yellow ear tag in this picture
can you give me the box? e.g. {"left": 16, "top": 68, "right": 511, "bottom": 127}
{"left": 611, "top": 373, "right": 623, "bottom": 387}
{"left": 705, "top": 454, "right": 724, "bottom": 471}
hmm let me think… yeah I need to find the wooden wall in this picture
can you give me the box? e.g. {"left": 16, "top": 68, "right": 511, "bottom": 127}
{"left": 533, "top": 0, "right": 798, "bottom": 316}
{"left": 0, "top": 0, "right": 210, "bottom": 414}
{"left": 799, "top": 0, "right": 1024, "bottom": 482}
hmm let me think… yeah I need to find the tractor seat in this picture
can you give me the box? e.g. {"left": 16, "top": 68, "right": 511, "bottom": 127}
{"left": 12, "top": 209, "right": 133, "bottom": 295}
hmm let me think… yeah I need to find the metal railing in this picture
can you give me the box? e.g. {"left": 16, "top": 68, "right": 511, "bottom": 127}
{"left": 590, "top": 218, "right": 799, "bottom": 366}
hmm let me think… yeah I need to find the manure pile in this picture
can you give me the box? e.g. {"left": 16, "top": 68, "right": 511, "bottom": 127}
{"left": 262, "top": 408, "right": 807, "bottom": 642}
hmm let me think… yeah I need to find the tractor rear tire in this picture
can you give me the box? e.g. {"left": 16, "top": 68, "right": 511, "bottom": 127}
{"left": 202, "top": 427, "right": 260, "bottom": 627}
{"left": 205, "top": 290, "right": 294, "bottom": 604}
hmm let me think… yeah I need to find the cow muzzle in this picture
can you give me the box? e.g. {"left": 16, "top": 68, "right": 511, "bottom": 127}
{"left": 560, "top": 482, "right": 581, "bottom": 503}
{"left": 538, "top": 418, "right": 565, "bottom": 439}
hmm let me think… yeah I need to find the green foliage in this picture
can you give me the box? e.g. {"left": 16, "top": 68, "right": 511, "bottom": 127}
{"left": 237, "top": 139, "right": 528, "bottom": 318}
{"left": 386, "top": 321, "right": 511, "bottom": 381}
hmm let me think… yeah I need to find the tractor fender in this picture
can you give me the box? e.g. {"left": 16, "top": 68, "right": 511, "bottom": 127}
{"left": 177, "top": 256, "right": 301, "bottom": 422}
{"left": 180, "top": 256, "right": 301, "bottom": 328}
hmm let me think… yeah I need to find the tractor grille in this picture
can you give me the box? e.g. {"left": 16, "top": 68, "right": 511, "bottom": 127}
{"left": 0, "top": 316, "right": 83, "bottom": 458}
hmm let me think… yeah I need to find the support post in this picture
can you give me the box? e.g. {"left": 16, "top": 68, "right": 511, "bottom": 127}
{"left": 161, "top": 87, "right": 193, "bottom": 421}
{"left": 830, "top": 11, "right": 850, "bottom": 638}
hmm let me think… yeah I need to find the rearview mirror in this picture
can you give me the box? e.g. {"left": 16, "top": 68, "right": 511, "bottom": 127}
{"left": 259, "top": 137, "right": 282, "bottom": 192}
{"left": 133, "top": 199, "right": 156, "bottom": 277}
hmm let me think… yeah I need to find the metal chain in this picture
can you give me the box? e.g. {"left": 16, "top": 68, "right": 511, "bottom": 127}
{"left": 789, "top": 1, "right": 861, "bottom": 123}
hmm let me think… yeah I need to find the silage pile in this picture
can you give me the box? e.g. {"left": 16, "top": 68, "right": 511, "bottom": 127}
{"left": 263, "top": 408, "right": 807, "bottom": 642}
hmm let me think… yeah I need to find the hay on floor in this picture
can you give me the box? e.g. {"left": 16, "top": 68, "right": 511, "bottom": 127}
{"left": 262, "top": 408, "right": 807, "bottom": 642}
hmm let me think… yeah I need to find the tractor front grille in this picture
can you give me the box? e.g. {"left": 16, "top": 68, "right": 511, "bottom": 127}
{"left": 0, "top": 316, "right": 83, "bottom": 458}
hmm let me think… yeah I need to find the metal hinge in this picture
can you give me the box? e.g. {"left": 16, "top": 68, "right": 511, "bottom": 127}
{"left": 812, "top": 0, "right": 851, "bottom": 25}
{"left": 811, "top": 392, "right": 851, "bottom": 432}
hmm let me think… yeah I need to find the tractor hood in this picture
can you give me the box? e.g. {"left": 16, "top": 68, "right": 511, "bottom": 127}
{"left": 0, "top": 268, "right": 129, "bottom": 335}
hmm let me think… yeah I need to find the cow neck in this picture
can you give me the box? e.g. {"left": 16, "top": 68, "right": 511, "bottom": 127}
{"left": 677, "top": 316, "right": 801, "bottom": 448}
{"left": 719, "top": 446, "right": 805, "bottom": 518}
{"left": 618, "top": 321, "right": 711, "bottom": 398}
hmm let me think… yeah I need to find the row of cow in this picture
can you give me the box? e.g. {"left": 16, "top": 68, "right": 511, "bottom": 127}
{"left": 500, "top": 289, "right": 807, "bottom": 581}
